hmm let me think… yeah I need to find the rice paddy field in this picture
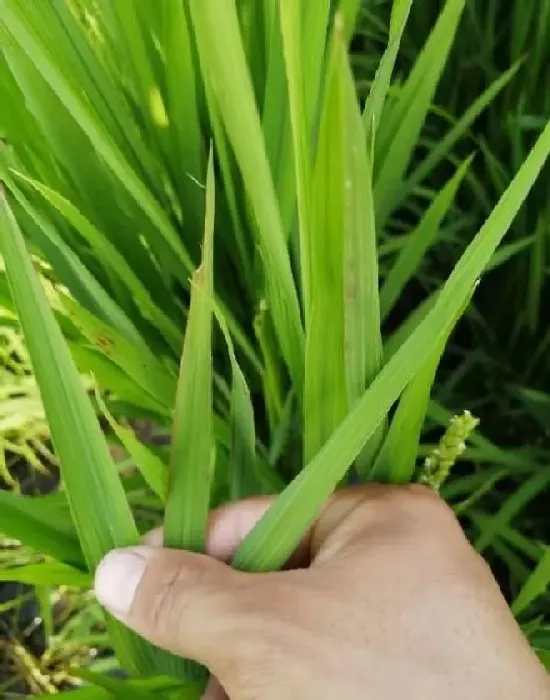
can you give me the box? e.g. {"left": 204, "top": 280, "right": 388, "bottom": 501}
{"left": 0, "top": 0, "right": 549, "bottom": 696}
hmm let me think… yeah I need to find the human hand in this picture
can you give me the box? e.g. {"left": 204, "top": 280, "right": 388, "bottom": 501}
{"left": 94, "top": 485, "right": 550, "bottom": 699}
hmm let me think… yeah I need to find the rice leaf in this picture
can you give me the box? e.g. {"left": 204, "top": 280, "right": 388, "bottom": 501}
{"left": 263, "top": 0, "right": 327, "bottom": 242}
{"left": 380, "top": 156, "right": 472, "bottom": 321}
{"left": 188, "top": 0, "right": 304, "bottom": 387}
{"left": 215, "top": 310, "right": 261, "bottom": 500}
{"left": 0, "top": 187, "right": 186, "bottom": 677}
{"left": 12, "top": 172, "right": 181, "bottom": 351}
{"left": 341, "top": 23, "right": 383, "bottom": 408}
{"left": 228, "top": 365, "right": 259, "bottom": 500}
{"left": 337, "top": 19, "right": 386, "bottom": 474}
{"left": 513, "top": 547, "right": 550, "bottom": 616}
{"left": 487, "top": 236, "right": 535, "bottom": 271}
{"left": 233, "top": 113, "right": 550, "bottom": 572}
{"left": 363, "top": 0, "right": 413, "bottom": 136}
{"left": 371, "top": 285, "right": 476, "bottom": 483}
{"left": 406, "top": 60, "right": 522, "bottom": 191}
{"left": 1, "top": 1, "right": 193, "bottom": 276}
{"left": 262, "top": 1, "right": 295, "bottom": 236}
{"left": 374, "top": 0, "right": 466, "bottom": 225}
{"left": 95, "top": 391, "right": 168, "bottom": 502}
{"left": 61, "top": 296, "right": 177, "bottom": 411}
{"left": 254, "top": 299, "right": 285, "bottom": 431}
{"left": 205, "top": 76, "right": 254, "bottom": 294}
{"left": 304, "top": 19, "right": 348, "bottom": 462}
{"left": 106, "top": 0, "right": 157, "bottom": 109}
{"left": 279, "top": 0, "right": 311, "bottom": 313}
{"left": 267, "top": 389, "right": 295, "bottom": 468}
{"left": 62, "top": 669, "right": 202, "bottom": 700}
{"left": 162, "top": 0, "right": 204, "bottom": 199}
{"left": 0, "top": 490, "right": 83, "bottom": 567}
{"left": 338, "top": 0, "right": 361, "bottom": 40}
{"left": 164, "top": 152, "right": 215, "bottom": 553}
{"left": 0, "top": 23, "right": 133, "bottom": 243}
{"left": 6, "top": 179, "right": 142, "bottom": 344}
{"left": 300, "top": 0, "right": 331, "bottom": 123}
{"left": 0, "top": 189, "right": 139, "bottom": 568}
{"left": 0, "top": 562, "right": 91, "bottom": 588}
{"left": 73, "top": 668, "right": 161, "bottom": 700}
{"left": 475, "top": 468, "right": 550, "bottom": 553}
{"left": 19, "top": 0, "right": 156, "bottom": 178}
{"left": 69, "top": 345, "right": 170, "bottom": 418}
{"left": 385, "top": 291, "right": 437, "bottom": 359}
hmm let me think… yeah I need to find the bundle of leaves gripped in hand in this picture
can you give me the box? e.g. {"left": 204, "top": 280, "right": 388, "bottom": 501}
{"left": 1, "top": 0, "right": 550, "bottom": 695}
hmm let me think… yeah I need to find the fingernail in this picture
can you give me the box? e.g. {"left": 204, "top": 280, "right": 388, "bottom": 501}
{"left": 94, "top": 548, "right": 148, "bottom": 617}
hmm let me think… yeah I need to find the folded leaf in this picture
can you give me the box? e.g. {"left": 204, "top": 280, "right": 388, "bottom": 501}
{"left": 164, "top": 152, "right": 215, "bottom": 553}
{"left": 215, "top": 309, "right": 265, "bottom": 500}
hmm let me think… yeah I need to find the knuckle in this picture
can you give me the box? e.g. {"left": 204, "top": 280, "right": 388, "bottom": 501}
{"left": 395, "top": 484, "right": 457, "bottom": 523}
{"left": 359, "top": 486, "right": 462, "bottom": 547}
{"left": 394, "top": 483, "right": 440, "bottom": 508}
{"left": 148, "top": 558, "right": 205, "bottom": 634}
{"left": 353, "top": 485, "right": 432, "bottom": 524}
{"left": 135, "top": 552, "right": 220, "bottom": 639}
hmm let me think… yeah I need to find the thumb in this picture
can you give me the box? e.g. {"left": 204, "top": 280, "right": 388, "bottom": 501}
{"left": 94, "top": 545, "right": 251, "bottom": 670}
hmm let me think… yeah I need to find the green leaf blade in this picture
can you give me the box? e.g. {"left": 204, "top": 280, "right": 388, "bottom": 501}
{"left": 374, "top": 0, "right": 466, "bottom": 224}
{"left": 164, "top": 154, "right": 216, "bottom": 554}
{"left": 379, "top": 156, "right": 472, "bottom": 321}
{"left": 0, "top": 561, "right": 91, "bottom": 587}
{"left": 304, "top": 20, "right": 349, "bottom": 463}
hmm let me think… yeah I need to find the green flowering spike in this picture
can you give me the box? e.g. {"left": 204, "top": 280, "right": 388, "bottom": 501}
{"left": 419, "top": 410, "right": 479, "bottom": 491}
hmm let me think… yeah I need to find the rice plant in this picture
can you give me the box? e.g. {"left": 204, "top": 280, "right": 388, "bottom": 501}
{"left": 1, "top": 0, "right": 550, "bottom": 695}
{"left": 358, "top": 0, "right": 550, "bottom": 384}
{"left": 356, "top": 0, "right": 550, "bottom": 651}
